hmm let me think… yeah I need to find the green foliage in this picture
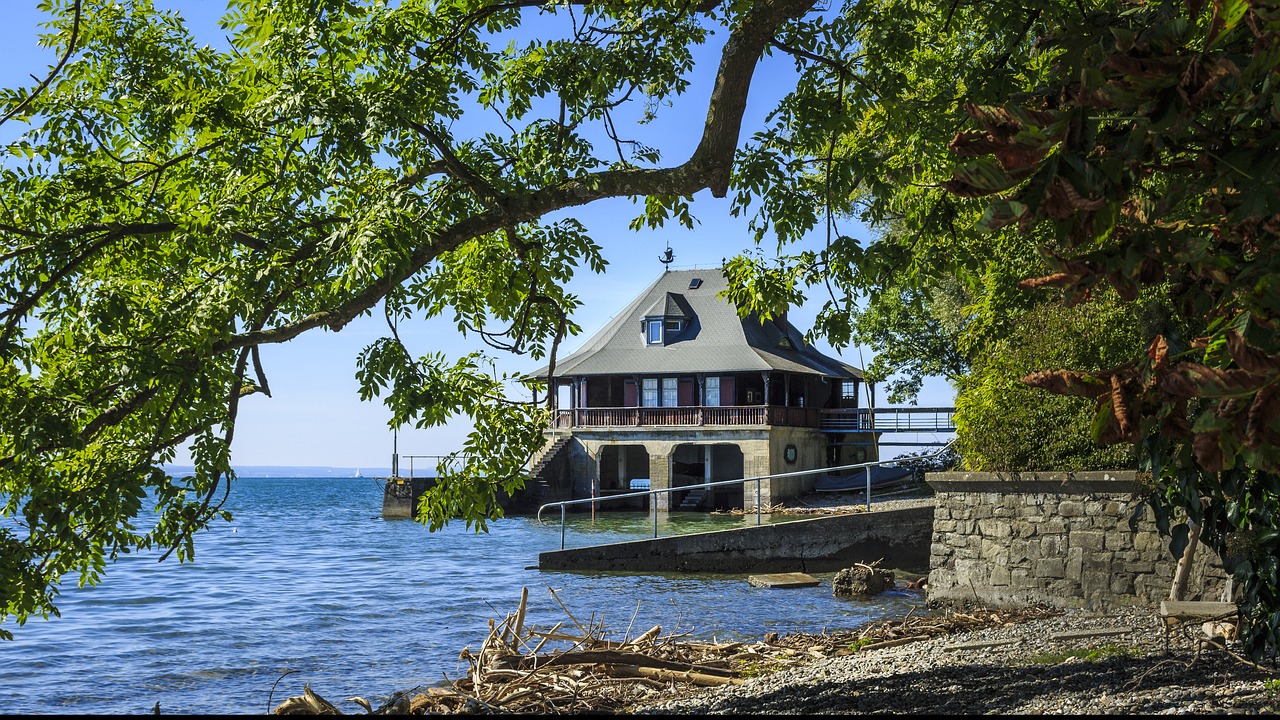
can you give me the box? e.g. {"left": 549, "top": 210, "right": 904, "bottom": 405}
{"left": 0, "top": 0, "right": 820, "bottom": 638}
{"left": 7, "top": 0, "right": 1280, "bottom": 665}
{"left": 716, "top": 0, "right": 1280, "bottom": 661}
{"left": 845, "top": 274, "right": 971, "bottom": 404}
{"left": 955, "top": 297, "right": 1147, "bottom": 472}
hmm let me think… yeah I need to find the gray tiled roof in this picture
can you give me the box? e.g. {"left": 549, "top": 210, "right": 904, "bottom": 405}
{"left": 534, "top": 268, "right": 863, "bottom": 379}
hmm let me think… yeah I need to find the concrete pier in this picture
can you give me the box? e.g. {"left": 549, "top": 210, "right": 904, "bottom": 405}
{"left": 380, "top": 477, "right": 436, "bottom": 519}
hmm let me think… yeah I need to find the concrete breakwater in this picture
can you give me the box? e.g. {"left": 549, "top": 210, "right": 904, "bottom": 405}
{"left": 537, "top": 503, "right": 934, "bottom": 574}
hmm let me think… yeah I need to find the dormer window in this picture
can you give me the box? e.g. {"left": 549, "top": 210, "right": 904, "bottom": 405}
{"left": 643, "top": 291, "right": 693, "bottom": 345}
{"left": 646, "top": 319, "right": 663, "bottom": 344}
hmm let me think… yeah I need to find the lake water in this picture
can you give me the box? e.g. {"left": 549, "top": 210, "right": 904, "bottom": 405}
{"left": 0, "top": 477, "right": 927, "bottom": 715}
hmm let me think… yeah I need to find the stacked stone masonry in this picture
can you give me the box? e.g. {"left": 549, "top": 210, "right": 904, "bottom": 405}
{"left": 925, "top": 471, "right": 1229, "bottom": 611}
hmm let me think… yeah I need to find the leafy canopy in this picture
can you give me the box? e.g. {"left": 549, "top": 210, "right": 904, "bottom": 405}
{"left": 726, "top": 0, "right": 1280, "bottom": 659}
{"left": 7, "top": 0, "right": 1280, "bottom": 663}
{"left": 0, "top": 0, "right": 817, "bottom": 638}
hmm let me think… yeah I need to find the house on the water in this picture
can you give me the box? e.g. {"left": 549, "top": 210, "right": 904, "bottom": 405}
{"left": 521, "top": 266, "right": 882, "bottom": 514}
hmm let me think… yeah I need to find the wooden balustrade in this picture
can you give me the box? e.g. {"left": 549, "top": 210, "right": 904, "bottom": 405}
{"left": 550, "top": 406, "right": 956, "bottom": 431}
{"left": 554, "top": 405, "right": 782, "bottom": 428}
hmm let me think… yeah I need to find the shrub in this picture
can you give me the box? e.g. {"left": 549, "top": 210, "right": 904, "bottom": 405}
{"left": 954, "top": 296, "right": 1150, "bottom": 471}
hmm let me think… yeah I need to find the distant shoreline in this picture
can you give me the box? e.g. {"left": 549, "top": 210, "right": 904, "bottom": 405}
{"left": 161, "top": 466, "right": 400, "bottom": 479}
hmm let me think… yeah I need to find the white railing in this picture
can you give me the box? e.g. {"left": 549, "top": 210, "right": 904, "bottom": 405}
{"left": 536, "top": 441, "right": 956, "bottom": 550}
{"left": 819, "top": 407, "right": 956, "bottom": 432}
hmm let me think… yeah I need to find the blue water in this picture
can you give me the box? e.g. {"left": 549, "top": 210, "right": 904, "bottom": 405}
{"left": 0, "top": 477, "right": 926, "bottom": 715}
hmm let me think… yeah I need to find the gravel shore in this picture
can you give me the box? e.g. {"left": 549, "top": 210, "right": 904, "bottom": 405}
{"left": 629, "top": 606, "right": 1279, "bottom": 714}
{"left": 632, "top": 490, "right": 1280, "bottom": 715}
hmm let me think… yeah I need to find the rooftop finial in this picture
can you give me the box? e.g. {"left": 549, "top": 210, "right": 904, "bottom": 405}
{"left": 659, "top": 242, "right": 674, "bottom": 272}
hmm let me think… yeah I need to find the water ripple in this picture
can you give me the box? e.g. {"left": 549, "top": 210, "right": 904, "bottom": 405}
{"left": 0, "top": 477, "right": 924, "bottom": 714}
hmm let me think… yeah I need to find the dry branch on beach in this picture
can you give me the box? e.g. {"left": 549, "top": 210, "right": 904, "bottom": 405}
{"left": 271, "top": 586, "right": 1063, "bottom": 715}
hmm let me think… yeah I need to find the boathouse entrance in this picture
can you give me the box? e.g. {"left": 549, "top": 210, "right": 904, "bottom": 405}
{"left": 671, "top": 443, "right": 744, "bottom": 511}
{"left": 596, "top": 444, "right": 650, "bottom": 511}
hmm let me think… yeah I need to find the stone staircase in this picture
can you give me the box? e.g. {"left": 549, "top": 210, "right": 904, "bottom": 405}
{"left": 676, "top": 486, "right": 708, "bottom": 511}
{"left": 524, "top": 436, "right": 571, "bottom": 506}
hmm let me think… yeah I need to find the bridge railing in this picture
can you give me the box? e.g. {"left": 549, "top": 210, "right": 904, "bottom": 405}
{"left": 535, "top": 440, "right": 956, "bottom": 550}
{"left": 819, "top": 407, "right": 956, "bottom": 432}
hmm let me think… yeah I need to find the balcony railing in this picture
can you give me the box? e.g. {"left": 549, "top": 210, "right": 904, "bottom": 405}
{"left": 550, "top": 405, "right": 957, "bottom": 432}
{"left": 551, "top": 405, "right": 821, "bottom": 429}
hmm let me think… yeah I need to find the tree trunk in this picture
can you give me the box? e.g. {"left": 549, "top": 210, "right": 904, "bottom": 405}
{"left": 1169, "top": 520, "right": 1200, "bottom": 602}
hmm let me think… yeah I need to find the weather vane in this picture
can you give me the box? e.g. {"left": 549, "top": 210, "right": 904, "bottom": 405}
{"left": 659, "top": 242, "right": 674, "bottom": 272}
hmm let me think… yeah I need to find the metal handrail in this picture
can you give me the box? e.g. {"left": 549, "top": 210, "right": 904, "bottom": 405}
{"left": 536, "top": 440, "right": 957, "bottom": 550}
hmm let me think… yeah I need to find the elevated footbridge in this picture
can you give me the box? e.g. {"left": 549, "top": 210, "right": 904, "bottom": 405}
{"left": 820, "top": 407, "right": 956, "bottom": 447}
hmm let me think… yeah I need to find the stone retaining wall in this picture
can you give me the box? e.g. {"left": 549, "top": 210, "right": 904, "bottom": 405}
{"left": 925, "top": 471, "right": 1229, "bottom": 611}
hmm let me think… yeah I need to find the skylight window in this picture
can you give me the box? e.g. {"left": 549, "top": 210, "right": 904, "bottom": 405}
{"left": 689, "top": 278, "right": 702, "bottom": 289}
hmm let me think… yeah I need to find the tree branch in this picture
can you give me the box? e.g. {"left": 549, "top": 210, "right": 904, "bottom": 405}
{"left": 0, "top": 0, "right": 82, "bottom": 127}
{"left": 216, "top": 0, "right": 820, "bottom": 354}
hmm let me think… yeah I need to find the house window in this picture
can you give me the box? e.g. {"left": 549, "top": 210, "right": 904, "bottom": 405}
{"left": 642, "top": 378, "right": 659, "bottom": 406}
{"left": 664, "top": 319, "right": 683, "bottom": 334}
{"left": 646, "top": 320, "right": 662, "bottom": 344}
{"left": 705, "top": 376, "right": 720, "bottom": 407}
{"left": 661, "top": 377, "right": 678, "bottom": 407}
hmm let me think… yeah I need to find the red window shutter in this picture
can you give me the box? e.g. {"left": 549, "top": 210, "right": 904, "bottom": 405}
{"left": 678, "top": 379, "right": 694, "bottom": 406}
{"left": 721, "top": 377, "right": 736, "bottom": 406}
{"left": 624, "top": 380, "right": 637, "bottom": 407}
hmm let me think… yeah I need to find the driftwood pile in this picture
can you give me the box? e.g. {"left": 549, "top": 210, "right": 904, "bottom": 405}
{"left": 271, "top": 588, "right": 1062, "bottom": 715}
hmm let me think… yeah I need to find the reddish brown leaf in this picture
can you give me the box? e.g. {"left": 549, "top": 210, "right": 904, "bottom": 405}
{"left": 1246, "top": 385, "right": 1280, "bottom": 449}
{"left": 1226, "top": 329, "right": 1275, "bottom": 375}
{"left": 939, "top": 179, "right": 999, "bottom": 198}
{"left": 948, "top": 131, "right": 1003, "bottom": 157}
{"left": 1162, "top": 397, "right": 1193, "bottom": 439}
{"left": 1183, "top": 363, "right": 1268, "bottom": 396}
{"left": 1018, "top": 273, "right": 1074, "bottom": 290}
{"left": 1056, "top": 177, "right": 1107, "bottom": 211}
{"left": 1106, "top": 270, "right": 1140, "bottom": 301}
{"left": 1110, "top": 374, "right": 1134, "bottom": 437}
{"left": 1193, "top": 429, "right": 1226, "bottom": 472}
{"left": 1147, "top": 335, "right": 1169, "bottom": 370}
{"left": 1022, "top": 369, "right": 1109, "bottom": 398}
{"left": 994, "top": 144, "right": 1049, "bottom": 174}
{"left": 1158, "top": 367, "right": 1201, "bottom": 397}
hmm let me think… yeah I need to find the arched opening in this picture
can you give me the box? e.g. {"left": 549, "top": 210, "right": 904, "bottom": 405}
{"left": 596, "top": 444, "right": 650, "bottom": 511}
{"left": 670, "top": 443, "right": 745, "bottom": 511}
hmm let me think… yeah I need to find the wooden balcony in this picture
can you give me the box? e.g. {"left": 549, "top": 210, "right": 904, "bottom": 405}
{"left": 550, "top": 406, "right": 957, "bottom": 432}
{"left": 551, "top": 405, "right": 821, "bottom": 429}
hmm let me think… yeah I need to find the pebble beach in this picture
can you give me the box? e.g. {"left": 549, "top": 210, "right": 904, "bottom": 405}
{"left": 630, "top": 606, "right": 1279, "bottom": 715}
{"left": 630, "top": 490, "right": 1280, "bottom": 715}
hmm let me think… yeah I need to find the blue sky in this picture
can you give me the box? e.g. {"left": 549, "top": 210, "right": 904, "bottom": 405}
{"left": 1, "top": 2, "right": 956, "bottom": 469}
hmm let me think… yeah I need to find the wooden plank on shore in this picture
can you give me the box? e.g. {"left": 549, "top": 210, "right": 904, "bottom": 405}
{"left": 1159, "top": 601, "right": 1236, "bottom": 618}
{"left": 859, "top": 635, "right": 930, "bottom": 652}
{"left": 1049, "top": 628, "right": 1132, "bottom": 641}
{"left": 747, "top": 572, "right": 820, "bottom": 588}
{"left": 941, "top": 639, "right": 1019, "bottom": 651}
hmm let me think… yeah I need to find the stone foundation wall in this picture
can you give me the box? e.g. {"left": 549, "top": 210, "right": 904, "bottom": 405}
{"left": 925, "top": 471, "right": 1229, "bottom": 611}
